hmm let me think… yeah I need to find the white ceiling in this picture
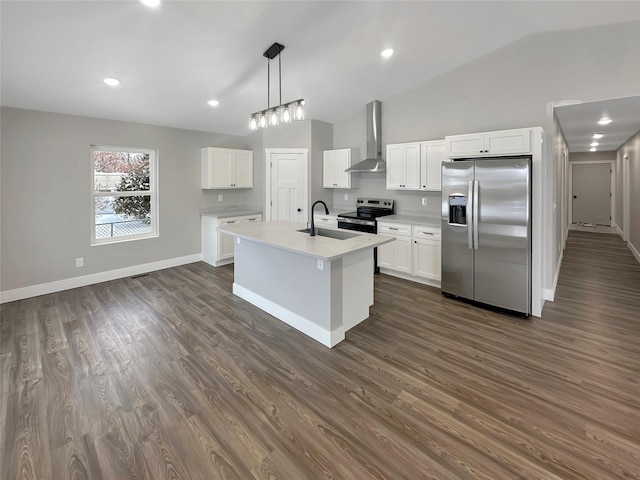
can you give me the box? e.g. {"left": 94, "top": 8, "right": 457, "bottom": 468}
{"left": 2, "top": 1, "right": 640, "bottom": 136}
{"left": 554, "top": 96, "right": 640, "bottom": 152}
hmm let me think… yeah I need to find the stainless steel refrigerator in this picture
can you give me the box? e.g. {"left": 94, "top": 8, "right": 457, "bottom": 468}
{"left": 441, "top": 157, "right": 531, "bottom": 316}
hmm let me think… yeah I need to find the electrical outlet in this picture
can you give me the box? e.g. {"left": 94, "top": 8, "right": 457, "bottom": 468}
{"left": 421, "top": 197, "right": 428, "bottom": 206}
{"left": 344, "top": 194, "right": 349, "bottom": 201}
{"left": 75, "top": 257, "right": 84, "bottom": 268}
{"left": 218, "top": 194, "right": 223, "bottom": 202}
{"left": 317, "top": 259, "right": 324, "bottom": 271}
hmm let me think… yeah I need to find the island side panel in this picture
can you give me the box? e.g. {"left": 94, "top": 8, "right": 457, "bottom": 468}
{"left": 341, "top": 250, "right": 374, "bottom": 331}
{"left": 231, "top": 238, "right": 345, "bottom": 347}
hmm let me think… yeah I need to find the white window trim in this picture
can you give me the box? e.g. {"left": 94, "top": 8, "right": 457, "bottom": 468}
{"left": 90, "top": 145, "right": 159, "bottom": 246}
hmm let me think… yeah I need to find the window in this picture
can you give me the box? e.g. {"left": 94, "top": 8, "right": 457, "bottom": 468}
{"left": 91, "top": 145, "right": 158, "bottom": 245}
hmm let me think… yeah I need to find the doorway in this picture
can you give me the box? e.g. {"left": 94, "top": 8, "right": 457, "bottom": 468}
{"left": 265, "top": 149, "right": 308, "bottom": 223}
{"left": 570, "top": 162, "right": 612, "bottom": 226}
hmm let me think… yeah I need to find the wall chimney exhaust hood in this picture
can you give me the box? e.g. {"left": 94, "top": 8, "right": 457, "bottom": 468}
{"left": 346, "top": 100, "right": 385, "bottom": 172}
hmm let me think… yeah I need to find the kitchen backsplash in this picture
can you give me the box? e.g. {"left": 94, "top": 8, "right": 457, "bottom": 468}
{"left": 331, "top": 172, "right": 441, "bottom": 217}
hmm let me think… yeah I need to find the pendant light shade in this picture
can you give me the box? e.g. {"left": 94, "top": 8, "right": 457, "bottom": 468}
{"left": 249, "top": 42, "right": 305, "bottom": 130}
{"left": 281, "top": 104, "right": 291, "bottom": 124}
{"left": 258, "top": 112, "right": 267, "bottom": 129}
{"left": 269, "top": 109, "right": 279, "bottom": 126}
{"left": 294, "top": 100, "right": 305, "bottom": 121}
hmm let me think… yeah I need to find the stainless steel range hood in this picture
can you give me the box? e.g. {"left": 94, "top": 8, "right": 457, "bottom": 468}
{"left": 346, "top": 100, "right": 385, "bottom": 172}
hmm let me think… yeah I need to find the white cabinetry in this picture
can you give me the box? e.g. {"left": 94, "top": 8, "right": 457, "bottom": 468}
{"left": 313, "top": 213, "right": 339, "bottom": 230}
{"left": 201, "top": 147, "right": 253, "bottom": 189}
{"left": 387, "top": 140, "right": 448, "bottom": 191}
{"left": 377, "top": 219, "right": 441, "bottom": 287}
{"left": 323, "top": 149, "right": 352, "bottom": 188}
{"left": 377, "top": 222, "right": 412, "bottom": 273}
{"left": 420, "top": 140, "right": 448, "bottom": 191}
{"left": 445, "top": 128, "right": 531, "bottom": 158}
{"left": 202, "top": 213, "right": 262, "bottom": 266}
{"left": 412, "top": 226, "right": 441, "bottom": 281}
{"left": 386, "top": 143, "right": 421, "bottom": 190}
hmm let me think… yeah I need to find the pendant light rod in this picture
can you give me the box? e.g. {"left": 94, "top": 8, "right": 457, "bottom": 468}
{"left": 279, "top": 53, "right": 282, "bottom": 107}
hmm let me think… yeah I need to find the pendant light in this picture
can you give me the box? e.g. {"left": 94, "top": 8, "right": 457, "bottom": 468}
{"left": 249, "top": 42, "right": 305, "bottom": 130}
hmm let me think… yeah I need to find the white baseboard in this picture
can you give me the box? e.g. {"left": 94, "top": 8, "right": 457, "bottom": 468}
{"left": 613, "top": 223, "right": 624, "bottom": 238}
{"left": 378, "top": 268, "right": 441, "bottom": 289}
{"left": 543, "top": 249, "right": 564, "bottom": 302}
{"left": 629, "top": 241, "right": 640, "bottom": 265}
{"left": 1, "top": 253, "right": 203, "bottom": 304}
{"left": 233, "top": 283, "right": 344, "bottom": 348}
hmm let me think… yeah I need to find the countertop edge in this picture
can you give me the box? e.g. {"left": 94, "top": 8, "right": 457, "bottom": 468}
{"left": 218, "top": 222, "right": 394, "bottom": 261}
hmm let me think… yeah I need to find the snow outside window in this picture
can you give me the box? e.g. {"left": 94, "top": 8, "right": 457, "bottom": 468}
{"left": 91, "top": 145, "right": 158, "bottom": 245}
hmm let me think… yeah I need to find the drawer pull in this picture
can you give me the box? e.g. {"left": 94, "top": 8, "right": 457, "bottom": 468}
{"left": 389, "top": 227, "right": 398, "bottom": 231}
{"left": 422, "top": 231, "right": 434, "bottom": 235}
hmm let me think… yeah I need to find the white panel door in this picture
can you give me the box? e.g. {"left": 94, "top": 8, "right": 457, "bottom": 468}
{"left": 572, "top": 163, "right": 611, "bottom": 226}
{"left": 270, "top": 152, "right": 306, "bottom": 222}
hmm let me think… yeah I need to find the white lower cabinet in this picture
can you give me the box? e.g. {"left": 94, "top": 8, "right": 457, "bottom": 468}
{"left": 412, "top": 226, "right": 441, "bottom": 281}
{"left": 378, "top": 220, "right": 441, "bottom": 286}
{"left": 377, "top": 222, "right": 412, "bottom": 273}
{"left": 313, "top": 213, "right": 339, "bottom": 230}
{"left": 202, "top": 213, "right": 262, "bottom": 266}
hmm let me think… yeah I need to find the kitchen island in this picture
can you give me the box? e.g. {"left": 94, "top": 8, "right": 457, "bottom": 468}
{"left": 217, "top": 221, "right": 393, "bottom": 347}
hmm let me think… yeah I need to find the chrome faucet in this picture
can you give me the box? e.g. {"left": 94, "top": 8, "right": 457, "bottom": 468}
{"left": 309, "top": 200, "right": 330, "bottom": 236}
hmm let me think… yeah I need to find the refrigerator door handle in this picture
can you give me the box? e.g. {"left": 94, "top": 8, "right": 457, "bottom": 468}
{"left": 467, "top": 181, "right": 474, "bottom": 250}
{"left": 473, "top": 180, "right": 479, "bottom": 250}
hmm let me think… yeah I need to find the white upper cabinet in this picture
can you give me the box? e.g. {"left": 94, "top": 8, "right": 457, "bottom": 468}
{"left": 201, "top": 147, "right": 253, "bottom": 189}
{"left": 386, "top": 143, "right": 421, "bottom": 190}
{"left": 420, "top": 140, "right": 448, "bottom": 191}
{"left": 323, "top": 149, "right": 352, "bottom": 188}
{"left": 445, "top": 128, "right": 531, "bottom": 158}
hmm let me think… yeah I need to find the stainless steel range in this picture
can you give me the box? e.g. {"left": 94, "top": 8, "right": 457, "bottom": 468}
{"left": 337, "top": 198, "right": 394, "bottom": 233}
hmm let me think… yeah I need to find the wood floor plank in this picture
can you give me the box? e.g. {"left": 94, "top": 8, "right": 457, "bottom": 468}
{"left": 1, "top": 230, "right": 639, "bottom": 479}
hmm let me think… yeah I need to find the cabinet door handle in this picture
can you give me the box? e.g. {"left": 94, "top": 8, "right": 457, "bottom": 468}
{"left": 422, "top": 232, "right": 434, "bottom": 235}
{"left": 297, "top": 208, "right": 302, "bottom": 212}
{"left": 227, "top": 220, "right": 236, "bottom": 224}
{"left": 248, "top": 218, "right": 257, "bottom": 221}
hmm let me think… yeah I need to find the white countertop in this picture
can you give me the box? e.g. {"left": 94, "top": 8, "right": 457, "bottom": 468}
{"left": 379, "top": 214, "right": 441, "bottom": 227}
{"left": 217, "top": 220, "right": 393, "bottom": 261}
{"left": 200, "top": 206, "right": 262, "bottom": 219}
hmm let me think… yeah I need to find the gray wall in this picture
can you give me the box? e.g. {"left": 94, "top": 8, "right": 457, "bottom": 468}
{"left": 618, "top": 129, "right": 640, "bottom": 257}
{"left": 1, "top": 107, "right": 244, "bottom": 291}
{"left": 245, "top": 119, "right": 333, "bottom": 219}
{"left": 332, "top": 20, "right": 640, "bottom": 292}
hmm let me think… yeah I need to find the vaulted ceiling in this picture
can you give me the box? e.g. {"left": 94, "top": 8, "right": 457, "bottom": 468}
{"left": 2, "top": 1, "right": 639, "bottom": 137}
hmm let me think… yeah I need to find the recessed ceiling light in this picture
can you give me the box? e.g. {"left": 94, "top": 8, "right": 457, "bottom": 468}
{"left": 590, "top": 141, "right": 599, "bottom": 147}
{"left": 140, "top": 0, "right": 161, "bottom": 7}
{"left": 381, "top": 48, "right": 394, "bottom": 59}
{"left": 598, "top": 116, "right": 612, "bottom": 125}
{"left": 103, "top": 77, "right": 120, "bottom": 86}
{"left": 592, "top": 132, "right": 604, "bottom": 139}
{"left": 590, "top": 147, "right": 597, "bottom": 152}
{"left": 207, "top": 100, "right": 220, "bottom": 107}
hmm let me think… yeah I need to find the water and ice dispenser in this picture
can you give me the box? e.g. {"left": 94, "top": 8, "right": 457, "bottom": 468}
{"left": 448, "top": 195, "right": 467, "bottom": 225}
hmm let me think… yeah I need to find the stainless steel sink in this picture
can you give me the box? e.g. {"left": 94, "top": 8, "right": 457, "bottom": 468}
{"left": 297, "top": 227, "right": 360, "bottom": 240}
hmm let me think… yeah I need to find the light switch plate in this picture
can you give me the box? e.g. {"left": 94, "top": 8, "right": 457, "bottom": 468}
{"left": 421, "top": 197, "right": 428, "bottom": 206}
{"left": 317, "top": 259, "right": 324, "bottom": 270}
{"left": 344, "top": 194, "right": 349, "bottom": 201}
{"left": 218, "top": 194, "right": 223, "bottom": 202}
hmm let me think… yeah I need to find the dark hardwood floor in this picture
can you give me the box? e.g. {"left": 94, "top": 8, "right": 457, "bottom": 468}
{"left": 1, "top": 230, "right": 639, "bottom": 479}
